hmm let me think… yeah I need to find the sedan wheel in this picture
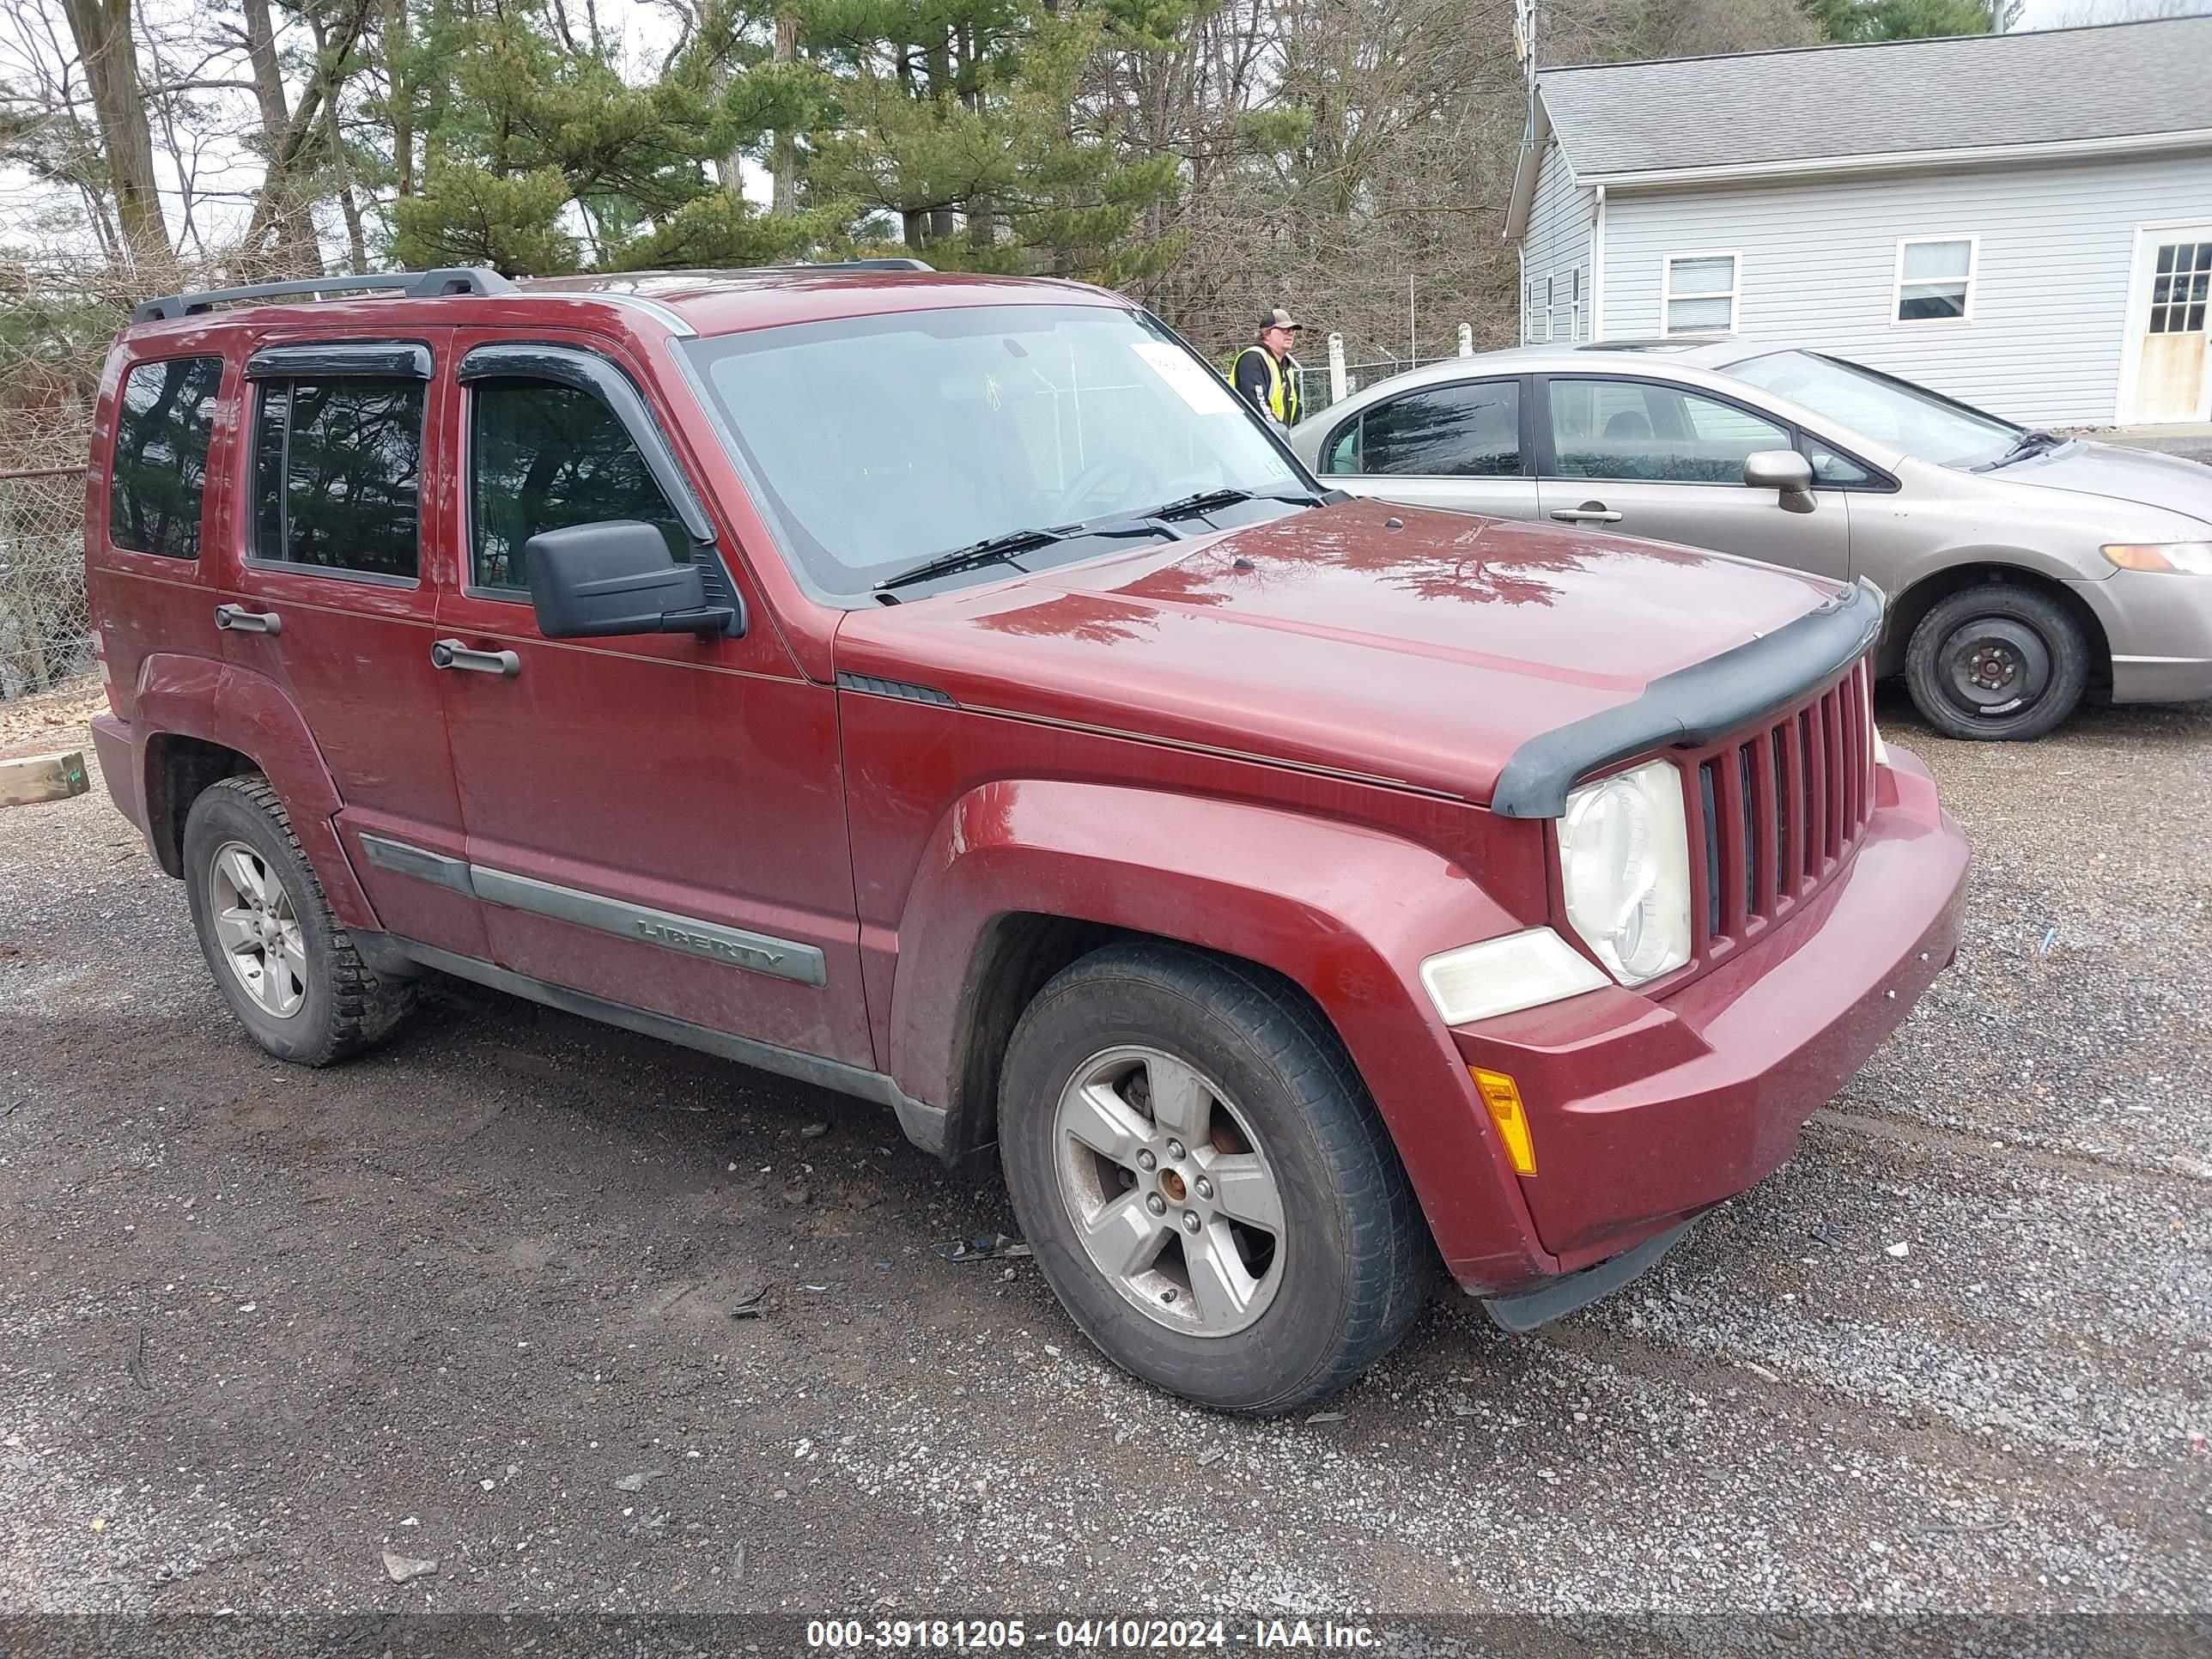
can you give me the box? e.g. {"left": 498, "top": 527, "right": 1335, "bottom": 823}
{"left": 1904, "top": 583, "right": 2088, "bottom": 742}
{"left": 1936, "top": 617, "right": 2051, "bottom": 720}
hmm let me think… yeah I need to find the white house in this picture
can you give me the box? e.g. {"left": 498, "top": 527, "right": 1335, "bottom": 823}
{"left": 1504, "top": 16, "right": 2212, "bottom": 428}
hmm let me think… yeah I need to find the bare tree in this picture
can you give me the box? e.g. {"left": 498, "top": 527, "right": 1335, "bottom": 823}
{"left": 54, "top": 0, "right": 170, "bottom": 264}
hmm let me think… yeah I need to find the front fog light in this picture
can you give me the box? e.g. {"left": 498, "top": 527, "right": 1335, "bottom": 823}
{"left": 1559, "top": 758, "right": 1693, "bottom": 986}
{"left": 1419, "top": 927, "right": 1609, "bottom": 1025}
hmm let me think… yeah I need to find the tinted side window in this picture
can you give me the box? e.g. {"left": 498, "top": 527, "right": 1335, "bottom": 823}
{"left": 1361, "top": 381, "right": 1520, "bottom": 477}
{"left": 1322, "top": 418, "right": 1361, "bottom": 475}
{"left": 110, "top": 356, "right": 224, "bottom": 558}
{"left": 252, "top": 379, "right": 424, "bottom": 577}
{"left": 471, "top": 380, "right": 686, "bottom": 591}
{"left": 1548, "top": 379, "right": 1789, "bottom": 483}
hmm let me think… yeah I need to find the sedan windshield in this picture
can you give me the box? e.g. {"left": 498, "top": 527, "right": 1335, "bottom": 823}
{"left": 682, "top": 304, "right": 1304, "bottom": 597}
{"left": 1722, "top": 349, "right": 2021, "bottom": 469}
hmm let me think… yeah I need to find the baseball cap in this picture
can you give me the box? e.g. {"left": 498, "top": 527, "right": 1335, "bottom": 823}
{"left": 1259, "top": 307, "right": 1303, "bottom": 331}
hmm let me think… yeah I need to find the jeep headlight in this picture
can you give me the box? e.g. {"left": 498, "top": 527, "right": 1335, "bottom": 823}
{"left": 1559, "top": 758, "right": 1693, "bottom": 987}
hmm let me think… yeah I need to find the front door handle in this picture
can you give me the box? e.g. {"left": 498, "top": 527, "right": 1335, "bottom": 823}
{"left": 214, "top": 604, "right": 282, "bottom": 635}
{"left": 1549, "top": 503, "right": 1623, "bottom": 524}
{"left": 430, "top": 638, "right": 521, "bottom": 678}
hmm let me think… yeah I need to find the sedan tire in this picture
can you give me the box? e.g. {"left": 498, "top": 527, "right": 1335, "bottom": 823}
{"left": 1905, "top": 583, "right": 2088, "bottom": 742}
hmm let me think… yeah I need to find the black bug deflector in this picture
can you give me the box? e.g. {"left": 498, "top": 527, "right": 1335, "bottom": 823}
{"left": 1490, "top": 577, "right": 1886, "bottom": 818}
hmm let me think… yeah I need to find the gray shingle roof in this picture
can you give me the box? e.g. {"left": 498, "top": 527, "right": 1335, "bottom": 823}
{"left": 1538, "top": 16, "right": 2212, "bottom": 180}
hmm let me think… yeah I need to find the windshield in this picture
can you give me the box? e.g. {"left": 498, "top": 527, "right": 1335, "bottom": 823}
{"left": 682, "top": 303, "right": 1304, "bottom": 597}
{"left": 1722, "top": 349, "right": 2021, "bottom": 468}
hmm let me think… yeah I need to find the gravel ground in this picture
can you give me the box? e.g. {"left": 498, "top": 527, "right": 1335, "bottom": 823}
{"left": 0, "top": 691, "right": 2208, "bottom": 1638}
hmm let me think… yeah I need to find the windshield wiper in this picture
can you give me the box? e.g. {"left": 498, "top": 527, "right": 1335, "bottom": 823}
{"left": 873, "top": 486, "right": 1338, "bottom": 597}
{"left": 1137, "top": 485, "right": 1334, "bottom": 522}
{"left": 874, "top": 517, "right": 1183, "bottom": 595}
{"left": 1975, "top": 430, "right": 2064, "bottom": 471}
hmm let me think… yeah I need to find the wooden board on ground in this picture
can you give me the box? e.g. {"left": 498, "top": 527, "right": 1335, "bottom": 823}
{"left": 0, "top": 750, "right": 89, "bottom": 807}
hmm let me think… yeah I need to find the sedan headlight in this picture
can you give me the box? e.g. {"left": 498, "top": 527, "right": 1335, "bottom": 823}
{"left": 2102, "top": 542, "right": 2212, "bottom": 574}
{"left": 1559, "top": 758, "right": 1693, "bottom": 986}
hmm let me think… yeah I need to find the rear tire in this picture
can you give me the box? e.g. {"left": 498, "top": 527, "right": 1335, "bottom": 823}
{"left": 1904, "top": 583, "right": 2087, "bottom": 742}
{"left": 998, "top": 942, "right": 1432, "bottom": 1415}
{"left": 182, "top": 775, "right": 414, "bottom": 1065}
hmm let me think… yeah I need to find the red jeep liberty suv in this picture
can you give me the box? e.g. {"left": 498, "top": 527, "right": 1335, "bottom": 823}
{"left": 85, "top": 264, "right": 1968, "bottom": 1413}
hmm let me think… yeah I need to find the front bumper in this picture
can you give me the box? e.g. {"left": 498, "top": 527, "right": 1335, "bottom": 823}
{"left": 1452, "top": 745, "right": 1968, "bottom": 1285}
{"left": 2068, "top": 570, "right": 2212, "bottom": 703}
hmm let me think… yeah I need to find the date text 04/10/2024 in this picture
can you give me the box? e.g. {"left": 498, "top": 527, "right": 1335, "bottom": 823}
{"left": 804, "top": 1620, "right": 1380, "bottom": 1649}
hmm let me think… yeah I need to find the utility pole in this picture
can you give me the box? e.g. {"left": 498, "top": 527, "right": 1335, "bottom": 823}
{"left": 1516, "top": 0, "right": 1538, "bottom": 146}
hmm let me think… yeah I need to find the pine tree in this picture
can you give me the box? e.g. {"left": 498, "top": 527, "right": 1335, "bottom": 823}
{"left": 800, "top": 0, "right": 1193, "bottom": 281}
{"left": 386, "top": 0, "right": 823, "bottom": 274}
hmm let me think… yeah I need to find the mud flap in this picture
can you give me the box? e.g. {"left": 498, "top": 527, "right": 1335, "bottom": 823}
{"left": 1480, "top": 1214, "right": 1703, "bottom": 1334}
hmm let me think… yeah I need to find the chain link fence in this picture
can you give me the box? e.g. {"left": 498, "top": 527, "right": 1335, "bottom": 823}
{"left": 1292, "top": 354, "right": 1467, "bottom": 419}
{"left": 1, "top": 467, "right": 93, "bottom": 702}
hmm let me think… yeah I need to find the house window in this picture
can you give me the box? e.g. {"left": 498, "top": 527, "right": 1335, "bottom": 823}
{"left": 1662, "top": 252, "right": 1738, "bottom": 336}
{"left": 1895, "top": 236, "right": 1977, "bottom": 324}
{"left": 2149, "top": 240, "right": 2211, "bottom": 334}
{"left": 1527, "top": 278, "right": 1549, "bottom": 343}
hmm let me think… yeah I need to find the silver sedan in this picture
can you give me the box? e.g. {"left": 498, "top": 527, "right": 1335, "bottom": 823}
{"left": 1289, "top": 340, "right": 2212, "bottom": 739}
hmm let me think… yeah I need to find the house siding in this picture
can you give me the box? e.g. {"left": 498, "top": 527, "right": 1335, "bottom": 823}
{"left": 1595, "top": 150, "right": 2212, "bottom": 427}
{"left": 1522, "top": 140, "right": 1596, "bottom": 344}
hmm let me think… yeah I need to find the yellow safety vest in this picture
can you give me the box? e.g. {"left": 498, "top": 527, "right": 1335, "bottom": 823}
{"left": 1236, "top": 346, "right": 1300, "bottom": 425}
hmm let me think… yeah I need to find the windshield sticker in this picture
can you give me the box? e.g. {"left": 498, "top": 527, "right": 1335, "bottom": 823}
{"left": 1131, "top": 342, "right": 1241, "bottom": 416}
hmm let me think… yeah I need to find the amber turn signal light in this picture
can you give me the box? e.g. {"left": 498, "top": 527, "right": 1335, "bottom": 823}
{"left": 1470, "top": 1066, "right": 1536, "bottom": 1176}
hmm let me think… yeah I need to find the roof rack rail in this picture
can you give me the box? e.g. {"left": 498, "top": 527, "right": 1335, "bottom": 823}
{"left": 788, "top": 258, "right": 934, "bottom": 272}
{"left": 131, "top": 266, "right": 515, "bottom": 325}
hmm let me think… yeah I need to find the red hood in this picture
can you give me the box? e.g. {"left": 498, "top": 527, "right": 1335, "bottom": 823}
{"left": 833, "top": 498, "right": 1845, "bottom": 803}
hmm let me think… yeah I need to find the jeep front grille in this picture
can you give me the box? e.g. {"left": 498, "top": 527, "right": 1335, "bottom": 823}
{"left": 1688, "top": 655, "right": 1877, "bottom": 965}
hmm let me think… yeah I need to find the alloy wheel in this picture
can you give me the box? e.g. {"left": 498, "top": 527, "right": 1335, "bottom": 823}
{"left": 1051, "top": 1044, "right": 1286, "bottom": 1337}
{"left": 207, "top": 840, "right": 308, "bottom": 1018}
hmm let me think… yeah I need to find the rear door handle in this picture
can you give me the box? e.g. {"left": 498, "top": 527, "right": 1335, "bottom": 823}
{"left": 430, "top": 638, "right": 521, "bottom": 678}
{"left": 214, "top": 604, "right": 282, "bottom": 635}
{"left": 1549, "top": 504, "right": 1622, "bottom": 524}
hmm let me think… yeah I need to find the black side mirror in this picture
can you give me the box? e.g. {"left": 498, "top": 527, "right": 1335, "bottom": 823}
{"left": 524, "top": 520, "right": 738, "bottom": 639}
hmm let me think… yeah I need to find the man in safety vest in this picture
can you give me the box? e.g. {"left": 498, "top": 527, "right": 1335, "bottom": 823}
{"left": 1233, "top": 307, "right": 1303, "bottom": 427}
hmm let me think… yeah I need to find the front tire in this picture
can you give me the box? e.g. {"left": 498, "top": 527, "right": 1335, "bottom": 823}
{"left": 998, "top": 943, "right": 1432, "bottom": 1414}
{"left": 1904, "top": 583, "right": 2087, "bottom": 741}
{"left": 182, "top": 775, "right": 413, "bottom": 1065}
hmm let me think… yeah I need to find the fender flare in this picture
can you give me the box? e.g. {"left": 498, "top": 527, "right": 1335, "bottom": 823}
{"left": 887, "top": 778, "right": 1558, "bottom": 1286}
{"left": 131, "top": 654, "right": 377, "bottom": 928}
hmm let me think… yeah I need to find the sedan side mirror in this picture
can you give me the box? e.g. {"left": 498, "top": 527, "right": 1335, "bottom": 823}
{"left": 1744, "top": 449, "right": 1816, "bottom": 514}
{"left": 525, "top": 520, "right": 737, "bottom": 639}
